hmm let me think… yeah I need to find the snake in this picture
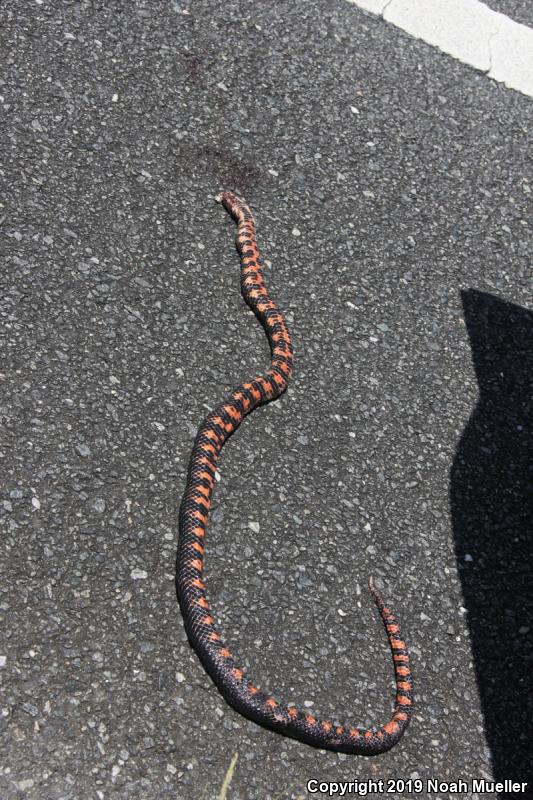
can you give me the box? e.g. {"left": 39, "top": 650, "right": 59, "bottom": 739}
{"left": 176, "top": 191, "right": 413, "bottom": 754}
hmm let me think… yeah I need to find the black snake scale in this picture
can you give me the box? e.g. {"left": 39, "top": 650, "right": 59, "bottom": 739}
{"left": 176, "top": 192, "right": 413, "bottom": 754}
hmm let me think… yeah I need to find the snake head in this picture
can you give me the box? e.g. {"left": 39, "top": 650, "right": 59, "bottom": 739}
{"left": 216, "top": 191, "right": 246, "bottom": 220}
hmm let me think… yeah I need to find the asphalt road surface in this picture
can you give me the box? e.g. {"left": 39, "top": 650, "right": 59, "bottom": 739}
{"left": 484, "top": 0, "right": 533, "bottom": 28}
{"left": 1, "top": 1, "right": 532, "bottom": 799}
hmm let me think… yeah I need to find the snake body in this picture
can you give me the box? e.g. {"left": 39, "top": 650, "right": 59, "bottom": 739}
{"left": 176, "top": 192, "right": 413, "bottom": 754}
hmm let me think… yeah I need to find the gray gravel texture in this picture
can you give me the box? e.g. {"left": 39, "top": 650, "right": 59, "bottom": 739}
{"left": 1, "top": 1, "right": 532, "bottom": 799}
{"left": 482, "top": 0, "right": 533, "bottom": 29}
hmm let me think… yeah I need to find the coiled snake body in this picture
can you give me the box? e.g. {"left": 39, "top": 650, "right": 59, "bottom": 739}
{"left": 176, "top": 192, "right": 413, "bottom": 754}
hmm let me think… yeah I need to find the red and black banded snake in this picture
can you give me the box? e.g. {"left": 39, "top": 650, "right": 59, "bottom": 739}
{"left": 176, "top": 192, "right": 413, "bottom": 754}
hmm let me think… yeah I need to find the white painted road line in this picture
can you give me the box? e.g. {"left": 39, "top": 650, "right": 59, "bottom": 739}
{"left": 346, "top": 0, "right": 533, "bottom": 99}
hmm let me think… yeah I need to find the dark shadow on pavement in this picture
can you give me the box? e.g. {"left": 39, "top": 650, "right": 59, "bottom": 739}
{"left": 451, "top": 290, "right": 533, "bottom": 799}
